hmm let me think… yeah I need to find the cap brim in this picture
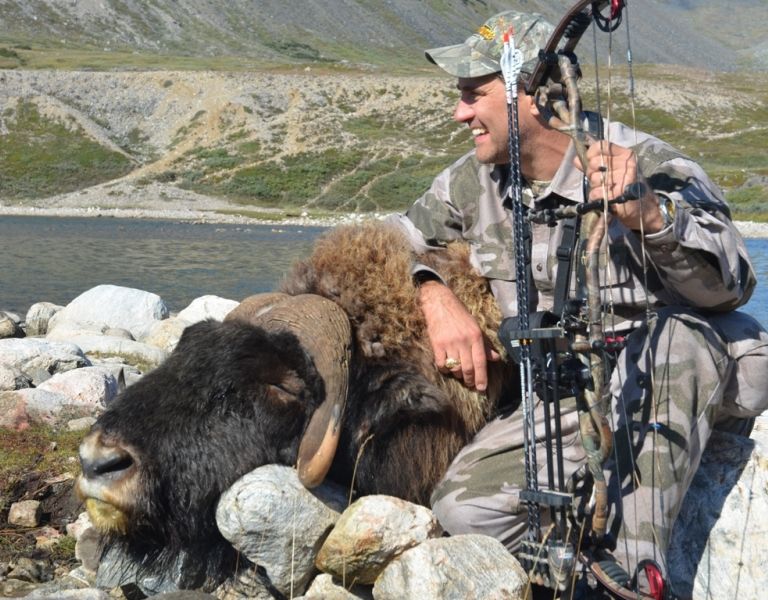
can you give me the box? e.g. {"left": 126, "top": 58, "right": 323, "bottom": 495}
{"left": 425, "top": 42, "right": 500, "bottom": 78}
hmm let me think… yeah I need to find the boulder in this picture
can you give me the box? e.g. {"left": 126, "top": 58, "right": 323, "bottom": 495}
{"left": 143, "top": 317, "right": 189, "bottom": 353}
{"left": 316, "top": 495, "right": 442, "bottom": 585}
{"left": 0, "top": 338, "right": 90, "bottom": 385}
{"left": 48, "top": 284, "right": 169, "bottom": 341}
{"left": 0, "top": 311, "right": 24, "bottom": 339}
{"left": 668, "top": 415, "right": 768, "bottom": 599}
{"left": 44, "top": 332, "right": 167, "bottom": 373}
{"left": 8, "top": 500, "right": 43, "bottom": 527}
{"left": 177, "top": 295, "right": 238, "bottom": 324}
{"left": 373, "top": 534, "right": 528, "bottom": 600}
{"left": 216, "top": 465, "right": 347, "bottom": 596}
{"left": 25, "top": 302, "right": 64, "bottom": 337}
{"left": 36, "top": 366, "right": 119, "bottom": 411}
{"left": 0, "top": 363, "right": 31, "bottom": 391}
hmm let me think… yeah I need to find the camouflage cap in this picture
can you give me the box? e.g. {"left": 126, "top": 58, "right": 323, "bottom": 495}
{"left": 425, "top": 11, "right": 554, "bottom": 78}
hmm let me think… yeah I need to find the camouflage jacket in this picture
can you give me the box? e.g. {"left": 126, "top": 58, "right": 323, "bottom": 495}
{"left": 389, "top": 117, "right": 756, "bottom": 326}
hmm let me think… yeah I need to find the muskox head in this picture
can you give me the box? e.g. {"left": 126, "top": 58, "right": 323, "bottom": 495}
{"left": 76, "top": 294, "right": 352, "bottom": 584}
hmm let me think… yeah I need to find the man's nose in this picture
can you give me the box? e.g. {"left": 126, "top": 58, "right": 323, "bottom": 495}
{"left": 453, "top": 99, "right": 473, "bottom": 123}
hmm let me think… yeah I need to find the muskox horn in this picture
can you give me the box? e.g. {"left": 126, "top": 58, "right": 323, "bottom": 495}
{"left": 226, "top": 293, "right": 352, "bottom": 488}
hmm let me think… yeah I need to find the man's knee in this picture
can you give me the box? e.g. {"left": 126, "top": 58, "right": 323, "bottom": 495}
{"left": 431, "top": 484, "right": 527, "bottom": 551}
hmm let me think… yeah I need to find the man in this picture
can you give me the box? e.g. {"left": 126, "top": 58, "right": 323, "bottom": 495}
{"left": 388, "top": 9, "right": 768, "bottom": 598}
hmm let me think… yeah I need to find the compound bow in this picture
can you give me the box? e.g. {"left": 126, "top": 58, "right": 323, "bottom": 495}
{"left": 498, "top": 2, "right": 666, "bottom": 598}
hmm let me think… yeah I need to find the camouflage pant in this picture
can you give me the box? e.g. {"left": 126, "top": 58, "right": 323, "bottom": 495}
{"left": 431, "top": 307, "right": 768, "bottom": 588}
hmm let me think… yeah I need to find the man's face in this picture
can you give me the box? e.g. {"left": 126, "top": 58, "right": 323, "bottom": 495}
{"left": 454, "top": 74, "right": 510, "bottom": 165}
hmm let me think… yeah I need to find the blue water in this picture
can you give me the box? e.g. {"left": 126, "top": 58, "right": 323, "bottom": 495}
{"left": 0, "top": 215, "right": 766, "bottom": 328}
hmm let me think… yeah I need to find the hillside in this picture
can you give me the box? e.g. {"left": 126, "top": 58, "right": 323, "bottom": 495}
{"left": 0, "top": 0, "right": 766, "bottom": 72}
{"left": 0, "top": 1, "right": 766, "bottom": 219}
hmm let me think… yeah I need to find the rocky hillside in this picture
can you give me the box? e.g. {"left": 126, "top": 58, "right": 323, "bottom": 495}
{"left": 0, "top": 0, "right": 766, "bottom": 72}
{"left": 1, "top": 66, "right": 766, "bottom": 218}
{"left": 0, "top": 0, "right": 766, "bottom": 218}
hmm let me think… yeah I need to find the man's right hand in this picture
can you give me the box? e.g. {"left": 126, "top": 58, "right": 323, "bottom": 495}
{"left": 418, "top": 280, "right": 501, "bottom": 392}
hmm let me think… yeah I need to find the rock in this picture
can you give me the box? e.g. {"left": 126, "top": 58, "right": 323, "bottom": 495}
{"left": 66, "top": 416, "right": 98, "bottom": 431}
{"left": 0, "top": 362, "right": 31, "bottom": 391}
{"left": 48, "top": 284, "right": 169, "bottom": 341}
{"left": 301, "top": 573, "right": 371, "bottom": 599}
{"left": 0, "top": 310, "right": 23, "bottom": 338}
{"left": 0, "top": 338, "right": 90, "bottom": 385}
{"left": 75, "top": 528, "right": 102, "bottom": 573}
{"left": 36, "top": 366, "right": 119, "bottom": 411}
{"left": 20, "top": 587, "right": 110, "bottom": 599}
{"left": 0, "top": 390, "right": 31, "bottom": 430}
{"left": 66, "top": 512, "right": 94, "bottom": 541}
{"left": 0, "top": 579, "right": 38, "bottom": 597}
{"left": 25, "top": 302, "right": 64, "bottom": 337}
{"left": 7, "top": 557, "right": 50, "bottom": 583}
{"left": 103, "top": 327, "right": 134, "bottom": 340}
{"left": 44, "top": 332, "right": 168, "bottom": 372}
{"left": 373, "top": 534, "right": 528, "bottom": 600}
{"left": 667, "top": 415, "right": 768, "bottom": 600}
{"left": 34, "top": 526, "right": 63, "bottom": 548}
{"left": 316, "top": 495, "right": 442, "bottom": 584}
{"left": 8, "top": 500, "right": 43, "bottom": 527}
{"left": 143, "top": 316, "right": 189, "bottom": 352}
{"left": 216, "top": 465, "right": 346, "bottom": 596}
{"left": 177, "top": 295, "right": 238, "bottom": 324}
{"left": 2, "top": 388, "right": 93, "bottom": 427}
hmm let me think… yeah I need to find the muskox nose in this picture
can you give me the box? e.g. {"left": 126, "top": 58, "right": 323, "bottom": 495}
{"left": 79, "top": 430, "right": 135, "bottom": 481}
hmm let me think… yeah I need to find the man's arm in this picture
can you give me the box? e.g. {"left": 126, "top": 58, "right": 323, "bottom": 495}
{"left": 386, "top": 159, "right": 501, "bottom": 392}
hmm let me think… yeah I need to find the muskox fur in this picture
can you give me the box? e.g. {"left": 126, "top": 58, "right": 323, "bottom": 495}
{"left": 83, "top": 222, "right": 513, "bottom": 587}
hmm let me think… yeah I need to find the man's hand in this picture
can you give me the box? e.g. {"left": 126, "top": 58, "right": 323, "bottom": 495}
{"left": 418, "top": 280, "right": 501, "bottom": 392}
{"left": 580, "top": 141, "right": 665, "bottom": 233}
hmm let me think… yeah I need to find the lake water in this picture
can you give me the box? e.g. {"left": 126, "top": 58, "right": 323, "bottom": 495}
{"left": 1, "top": 215, "right": 767, "bottom": 328}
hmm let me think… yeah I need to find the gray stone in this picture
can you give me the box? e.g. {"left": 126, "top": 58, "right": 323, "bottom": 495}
{"left": 2, "top": 387, "right": 98, "bottom": 427}
{"left": 302, "top": 573, "right": 371, "bottom": 599}
{"left": 44, "top": 332, "right": 168, "bottom": 372}
{"left": 75, "top": 527, "right": 102, "bottom": 573}
{"left": 144, "top": 316, "right": 190, "bottom": 352}
{"left": 0, "top": 363, "right": 30, "bottom": 391}
{"left": 177, "top": 295, "right": 238, "bottom": 324}
{"left": 25, "top": 302, "right": 64, "bottom": 337}
{"left": 67, "top": 416, "right": 98, "bottom": 431}
{"left": 0, "top": 311, "right": 23, "bottom": 339}
{"left": 373, "top": 535, "right": 528, "bottom": 600}
{"left": 8, "top": 500, "right": 42, "bottom": 527}
{"left": 668, "top": 415, "right": 768, "bottom": 599}
{"left": 21, "top": 588, "right": 109, "bottom": 599}
{"left": 37, "top": 365, "right": 118, "bottom": 410}
{"left": 48, "top": 284, "right": 169, "bottom": 341}
{"left": 216, "top": 465, "right": 344, "bottom": 597}
{"left": 316, "top": 495, "right": 442, "bottom": 585}
{"left": 0, "top": 338, "right": 90, "bottom": 385}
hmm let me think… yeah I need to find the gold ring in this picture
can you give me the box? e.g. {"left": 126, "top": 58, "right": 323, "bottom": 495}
{"left": 445, "top": 357, "right": 461, "bottom": 370}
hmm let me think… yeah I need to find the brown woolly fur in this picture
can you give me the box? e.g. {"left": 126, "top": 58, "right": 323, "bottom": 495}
{"left": 281, "top": 221, "right": 431, "bottom": 365}
{"left": 281, "top": 220, "right": 511, "bottom": 432}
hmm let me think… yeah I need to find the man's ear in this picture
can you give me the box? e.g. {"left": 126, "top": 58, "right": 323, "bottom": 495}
{"left": 522, "top": 92, "right": 542, "bottom": 117}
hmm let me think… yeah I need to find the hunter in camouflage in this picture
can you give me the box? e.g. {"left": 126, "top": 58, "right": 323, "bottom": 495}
{"left": 387, "top": 8, "right": 768, "bottom": 598}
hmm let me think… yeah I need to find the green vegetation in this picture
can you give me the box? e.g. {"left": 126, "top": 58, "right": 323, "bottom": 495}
{"left": 1, "top": 64, "right": 765, "bottom": 219}
{"left": 0, "top": 100, "right": 133, "bottom": 199}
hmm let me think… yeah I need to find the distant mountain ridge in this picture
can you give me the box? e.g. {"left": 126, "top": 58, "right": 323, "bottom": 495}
{"left": 0, "top": 0, "right": 765, "bottom": 72}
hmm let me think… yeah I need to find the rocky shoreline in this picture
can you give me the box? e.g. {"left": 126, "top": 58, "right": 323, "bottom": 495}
{"left": 1, "top": 284, "right": 767, "bottom": 600}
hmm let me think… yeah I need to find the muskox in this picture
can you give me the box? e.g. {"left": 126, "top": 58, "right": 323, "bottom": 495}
{"left": 76, "top": 222, "right": 513, "bottom": 589}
